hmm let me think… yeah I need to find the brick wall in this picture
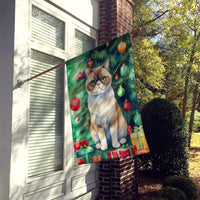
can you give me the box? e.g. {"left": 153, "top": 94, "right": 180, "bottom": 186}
{"left": 97, "top": 1, "right": 138, "bottom": 199}
{"left": 97, "top": 158, "right": 138, "bottom": 200}
{"left": 98, "top": 0, "right": 134, "bottom": 45}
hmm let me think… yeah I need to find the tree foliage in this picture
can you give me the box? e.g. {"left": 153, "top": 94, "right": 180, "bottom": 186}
{"left": 161, "top": 0, "right": 200, "bottom": 119}
{"left": 132, "top": 0, "right": 165, "bottom": 108}
{"left": 132, "top": 0, "right": 200, "bottom": 143}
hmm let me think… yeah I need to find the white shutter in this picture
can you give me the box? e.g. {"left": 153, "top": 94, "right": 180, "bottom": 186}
{"left": 75, "top": 29, "right": 96, "bottom": 56}
{"left": 27, "top": 51, "right": 64, "bottom": 178}
{"left": 28, "top": 6, "right": 65, "bottom": 178}
{"left": 31, "top": 6, "right": 65, "bottom": 50}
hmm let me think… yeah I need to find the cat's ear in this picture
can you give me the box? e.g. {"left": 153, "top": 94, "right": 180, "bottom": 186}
{"left": 85, "top": 67, "right": 92, "bottom": 78}
{"left": 102, "top": 59, "right": 109, "bottom": 71}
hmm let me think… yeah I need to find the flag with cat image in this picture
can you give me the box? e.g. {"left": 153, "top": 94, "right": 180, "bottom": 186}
{"left": 66, "top": 33, "right": 150, "bottom": 165}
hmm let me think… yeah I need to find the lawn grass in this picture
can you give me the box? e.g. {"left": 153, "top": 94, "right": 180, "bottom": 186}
{"left": 189, "top": 132, "right": 200, "bottom": 193}
{"left": 191, "top": 132, "right": 200, "bottom": 147}
{"left": 189, "top": 132, "right": 200, "bottom": 173}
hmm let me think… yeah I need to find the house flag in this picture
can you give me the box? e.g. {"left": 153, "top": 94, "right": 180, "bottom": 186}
{"left": 66, "top": 33, "right": 150, "bottom": 165}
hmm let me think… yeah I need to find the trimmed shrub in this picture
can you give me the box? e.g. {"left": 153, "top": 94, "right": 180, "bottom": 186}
{"left": 141, "top": 98, "right": 189, "bottom": 177}
{"left": 163, "top": 175, "right": 198, "bottom": 200}
{"left": 159, "top": 186, "right": 187, "bottom": 200}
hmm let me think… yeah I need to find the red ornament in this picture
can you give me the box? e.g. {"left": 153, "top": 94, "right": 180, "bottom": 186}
{"left": 70, "top": 96, "right": 81, "bottom": 111}
{"left": 86, "top": 121, "right": 89, "bottom": 126}
{"left": 78, "top": 72, "right": 83, "bottom": 79}
{"left": 106, "top": 41, "right": 110, "bottom": 47}
{"left": 88, "top": 59, "right": 93, "bottom": 67}
{"left": 127, "top": 125, "right": 132, "bottom": 135}
{"left": 123, "top": 100, "right": 131, "bottom": 111}
{"left": 115, "top": 74, "right": 119, "bottom": 80}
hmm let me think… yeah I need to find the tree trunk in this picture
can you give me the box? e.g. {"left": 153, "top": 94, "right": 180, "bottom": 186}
{"left": 182, "top": 32, "right": 199, "bottom": 119}
{"left": 188, "top": 75, "right": 200, "bottom": 148}
{"left": 182, "top": 65, "right": 192, "bottom": 119}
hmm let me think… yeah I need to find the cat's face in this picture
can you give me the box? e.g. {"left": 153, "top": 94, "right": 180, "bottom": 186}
{"left": 85, "top": 59, "right": 112, "bottom": 95}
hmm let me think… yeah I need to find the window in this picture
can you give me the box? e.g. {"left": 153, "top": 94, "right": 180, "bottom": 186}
{"left": 28, "top": 5, "right": 97, "bottom": 176}
{"left": 31, "top": 6, "right": 65, "bottom": 50}
{"left": 75, "top": 29, "right": 96, "bottom": 56}
{"left": 28, "top": 6, "right": 65, "bottom": 178}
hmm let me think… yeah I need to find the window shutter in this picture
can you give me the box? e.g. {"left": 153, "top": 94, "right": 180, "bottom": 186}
{"left": 75, "top": 29, "right": 96, "bottom": 56}
{"left": 31, "top": 6, "right": 65, "bottom": 50}
{"left": 28, "top": 50, "right": 64, "bottom": 178}
{"left": 28, "top": 6, "right": 65, "bottom": 178}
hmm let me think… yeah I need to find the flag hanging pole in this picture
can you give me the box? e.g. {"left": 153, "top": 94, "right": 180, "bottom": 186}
{"left": 16, "top": 28, "right": 141, "bottom": 89}
{"left": 16, "top": 62, "right": 66, "bottom": 88}
{"left": 130, "top": 27, "right": 141, "bottom": 38}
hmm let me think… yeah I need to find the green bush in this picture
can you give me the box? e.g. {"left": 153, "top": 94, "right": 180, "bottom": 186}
{"left": 163, "top": 175, "right": 198, "bottom": 200}
{"left": 141, "top": 98, "right": 189, "bottom": 177}
{"left": 159, "top": 186, "right": 187, "bottom": 200}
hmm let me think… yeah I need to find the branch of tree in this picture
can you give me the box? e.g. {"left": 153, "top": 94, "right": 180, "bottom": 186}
{"left": 140, "top": 10, "right": 170, "bottom": 28}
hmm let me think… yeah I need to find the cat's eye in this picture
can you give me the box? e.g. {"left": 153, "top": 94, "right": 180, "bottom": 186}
{"left": 101, "top": 76, "right": 106, "bottom": 82}
{"left": 90, "top": 80, "right": 96, "bottom": 85}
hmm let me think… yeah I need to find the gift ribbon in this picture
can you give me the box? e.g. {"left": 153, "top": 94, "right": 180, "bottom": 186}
{"left": 134, "top": 125, "right": 143, "bottom": 132}
{"left": 122, "top": 144, "right": 134, "bottom": 156}
{"left": 134, "top": 126, "right": 144, "bottom": 149}
{"left": 79, "top": 145, "right": 89, "bottom": 163}
{"left": 110, "top": 150, "right": 120, "bottom": 159}
{"left": 138, "top": 134, "right": 144, "bottom": 149}
{"left": 85, "top": 150, "right": 89, "bottom": 163}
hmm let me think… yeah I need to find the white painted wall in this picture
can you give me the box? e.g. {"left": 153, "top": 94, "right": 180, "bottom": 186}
{"left": 49, "top": 0, "right": 99, "bottom": 30}
{"left": 0, "top": 0, "right": 15, "bottom": 199}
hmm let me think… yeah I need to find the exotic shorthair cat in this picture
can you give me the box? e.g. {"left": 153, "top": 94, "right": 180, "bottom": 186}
{"left": 85, "top": 59, "right": 127, "bottom": 150}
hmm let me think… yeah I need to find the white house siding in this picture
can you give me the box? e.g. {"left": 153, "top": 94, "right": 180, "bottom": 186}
{"left": 0, "top": 0, "right": 100, "bottom": 199}
{"left": 49, "top": 0, "right": 99, "bottom": 30}
{"left": 0, "top": 0, "right": 15, "bottom": 199}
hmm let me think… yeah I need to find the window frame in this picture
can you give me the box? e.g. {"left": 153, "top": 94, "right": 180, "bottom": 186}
{"left": 25, "top": 0, "right": 98, "bottom": 183}
{"left": 26, "top": 1, "right": 67, "bottom": 183}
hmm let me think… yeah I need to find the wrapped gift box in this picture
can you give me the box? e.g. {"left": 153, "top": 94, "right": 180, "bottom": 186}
{"left": 92, "top": 155, "right": 102, "bottom": 163}
{"left": 107, "top": 145, "right": 137, "bottom": 159}
{"left": 130, "top": 130, "right": 150, "bottom": 155}
{"left": 135, "top": 149, "right": 147, "bottom": 155}
{"left": 130, "top": 145, "right": 137, "bottom": 155}
{"left": 76, "top": 145, "right": 94, "bottom": 164}
{"left": 80, "top": 139, "right": 89, "bottom": 147}
{"left": 74, "top": 139, "right": 89, "bottom": 152}
{"left": 77, "top": 157, "right": 85, "bottom": 165}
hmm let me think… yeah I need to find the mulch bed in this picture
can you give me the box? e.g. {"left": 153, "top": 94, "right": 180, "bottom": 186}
{"left": 137, "top": 148, "right": 200, "bottom": 200}
{"left": 137, "top": 171, "right": 162, "bottom": 200}
{"left": 137, "top": 172, "right": 200, "bottom": 200}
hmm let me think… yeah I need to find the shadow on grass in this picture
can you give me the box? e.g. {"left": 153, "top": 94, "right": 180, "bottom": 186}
{"left": 189, "top": 147, "right": 200, "bottom": 197}
{"left": 190, "top": 147, "right": 200, "bottom": 152}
